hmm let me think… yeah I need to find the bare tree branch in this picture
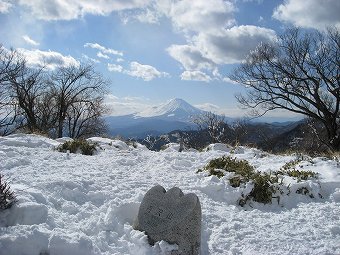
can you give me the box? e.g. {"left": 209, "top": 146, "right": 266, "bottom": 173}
{"left": 230, "top": 27, "right": 340, "bottom": 150}
{"left": 49, "top": 64, "right": 109, "bottom": 138}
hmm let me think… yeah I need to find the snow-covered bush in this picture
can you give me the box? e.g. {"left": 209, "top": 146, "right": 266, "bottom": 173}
{"left": 200, "top": 156, "right": 254, "bottom": 181}
{"left": 278, "top": 162, "right": 318, "bottom": 182}
{"left": 57, "top": 139, "right": 97, "bottom": 155}
{"left": 200, "top": 156, "right": 320, "bottom": 206}
{"left": 0, "top": 174, "right": 17, "bottom": 210}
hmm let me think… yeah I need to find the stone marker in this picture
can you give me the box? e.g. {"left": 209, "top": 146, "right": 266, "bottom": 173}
{"left": 134, "top": 185, "right": 201, "bottom": 255}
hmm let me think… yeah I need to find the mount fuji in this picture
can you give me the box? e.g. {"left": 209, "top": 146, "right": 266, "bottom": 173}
{"left": 105, "top": 98, "right": 207, "bottom": 138}
{"left": 136, "top": 98, "right": 204, "bottom": 121}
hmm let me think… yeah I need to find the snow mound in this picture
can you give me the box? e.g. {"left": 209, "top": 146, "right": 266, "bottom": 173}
{"left": 330, "top": 188, "right": 340, "bottom": 202}
{"left": 55, "top": 137, "right": 74, "bottom": 143}
{"left": 0, "top": 133, "right": 60, "bottom": 148}
{"left": 205, "top": 143, "right": 231, "bottom": 152}
{"left": 49, "top": 234, "right": 96, "bottom": 255}
{"left": 162, "top": 143, "right": 181, "bottom": 152}
{"left": 6, "top": 202, "right": 48, "bottom": 226}
{"left": 87, "top": 137, "right": 130, "bottom": 151}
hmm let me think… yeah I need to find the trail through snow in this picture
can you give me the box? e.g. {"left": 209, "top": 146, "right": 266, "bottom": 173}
{"left": 0, "top": 134, "right": 340, "bottom": 255}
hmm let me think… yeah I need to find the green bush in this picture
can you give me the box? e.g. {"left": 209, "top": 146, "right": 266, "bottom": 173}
{"left": 57, "top": 139, "right": 97, "bottom": 155}
{"left": 200, "top": 156, "right": 319, "bottom": 206}
{"left": 280, "top": 159, "right": 302, "bottom": 171}
{"left": 279, "top": 169, "right": 318, "bottom": 181}
{"left": 0, "top": 174, "right": 17, "bottom": 211}
{"left": 278, "top": 159, "right": 318, "bottom": 182}
{"left": 203, "top": 156, "right": 254, "bottom": 181}
{"left": 248, "top": 172, "right": 279, "bottom": 204}
{"left": 202, "top": 156, "right": 278, "bottom": 204}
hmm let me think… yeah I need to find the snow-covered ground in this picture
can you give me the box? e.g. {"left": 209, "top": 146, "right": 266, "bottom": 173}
{"left": 0, "top": 134, "right": 340, "bottom": 255}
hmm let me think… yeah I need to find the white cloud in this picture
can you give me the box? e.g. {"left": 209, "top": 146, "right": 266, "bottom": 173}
{"left": 17, "top": 0, "right": 152, "bottom": 21}
{"left": 167, "top": 0, "right": 235, "bottom": 33}
{"left": 273, "top": 0, "right": 340, "bottom": 30}
{"left": 122, "top": 0, "right": 236, "bottom": 32}
{"left": 108, "top": 63, "right": 123, "bottom": 72}
{"left": 194, "top": 102, "right": 220, "bottom": 112}
{"left": 0, "top": 0, "right": 12, "bottom": 13}
{"left": 104, "top": 94, "right": 151, "bottom": 116}
{"left": 84, "top": 43, "right": 123, "bottom": 57}
{"left": 157, "top": 1, "right": 276, "bottom": 81}
{"left": 135, "top": 8, "right": 161, "bottom": 24}
{"left": 194, "top": 25, "right": 276, "bottom": 64}
{"left": 167, "top": 25, "right": 275, "bottom": 81}
{"left": 194, "top": 103, "right": 250, "bottom": 117}
{"left": 22, "top": 35, "right": 40, "bottom": 47}
{"left": 97, "top": 52, "right": 110, "bottom": 59}
{"left": 222, "top": 77, "right": 240, "bottom": 85}
{"left": 126, "top": 61, "right": 170, "bottom": 81}
{"left": 116, "top": 58, "right": 124, "bottom": 63}
{"left": 82, "top": 54, "right": 100, "bottom": 64}
{"left": 167, "top": 44, "right": 215, "bottom": 71}
{"left": 18, "top": 48, "right": 80, "bottom": 70}
{"left": 181, "top": 70, "right": 212, "bottom": 82}
{"left": 107, "top": 61, "right": 169, "bottom": 81}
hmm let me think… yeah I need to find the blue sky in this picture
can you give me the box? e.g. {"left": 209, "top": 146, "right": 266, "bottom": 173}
{"left": 0, "top": 0, "right": 339, "bottom": 120}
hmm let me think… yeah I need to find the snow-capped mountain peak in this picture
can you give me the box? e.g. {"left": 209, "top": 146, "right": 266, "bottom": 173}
{"left": 136, "top": 98, "right": 204, "bottom": 120}
{"left": 105, "top": 98, "right": 205, "bottom": 137}
{"left": 162, "top": 98, "right": 196, "bottom": 112}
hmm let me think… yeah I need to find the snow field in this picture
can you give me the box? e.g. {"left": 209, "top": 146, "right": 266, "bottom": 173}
{"left": 0, "top": 134, "right": 340, "bottom": 255}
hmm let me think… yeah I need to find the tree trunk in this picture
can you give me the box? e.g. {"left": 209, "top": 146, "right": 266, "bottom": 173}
{"left": 328, "top": 127, "right": 340, "bottom": 151}
{"left": 57, "top": 114, "right": 64, "bottom": 138}
{"left": 323, "top": 117, "right": 340, "bottom": 151}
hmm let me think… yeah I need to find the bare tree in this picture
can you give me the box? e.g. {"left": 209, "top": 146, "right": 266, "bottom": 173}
{"left": 178, "top": 130, "right": 209, "bottom": 150}
{"left": 193, "top": 112, "right": 228, "bottom": 143}
{"left": 0, "top": 46, "right": 24, "bottom": 85}
{"left": 230, "top": 119, "right": 249, "bottom": 146}
{"left": 1, "top": 46, "right": 57, "bottom": 135}
{"left": 35, "top": 90, "right": 59, "bottom": 135}
{"left": 0, "top": 46, "right": 24, "bottom": 135}
{"left": 9, "top": 66, "right": 48, "bottom": 133}
{"left": 49, "top": 64, "right": 109, "bottom": 138}
{"left": 143, "top": 135, "right": 159, "bottom": 150}
{"left": 1, "top": 45, "right": 110, "bottom": 138}
{"left": 230, "top": 27, "right": 340, "bottom": 151}
{"left": 65, "top": 97, "right": 107, "bottom": 138}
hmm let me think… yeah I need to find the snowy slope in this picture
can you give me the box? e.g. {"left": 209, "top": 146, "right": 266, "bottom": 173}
{"left": 0, "top": 134, "right": 340, "bottom": 255}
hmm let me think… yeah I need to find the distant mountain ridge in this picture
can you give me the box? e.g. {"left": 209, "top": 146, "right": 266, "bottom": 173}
{"left": 104, "top": 98, "right": 299, "bottom": 139}
{"left": 105, "top": 98, "right": 206, "bottom": 138}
